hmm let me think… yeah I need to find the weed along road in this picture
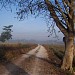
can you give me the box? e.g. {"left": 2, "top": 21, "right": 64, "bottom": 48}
{"left": 0, "top": 44, "right": 57, "bottom": 75}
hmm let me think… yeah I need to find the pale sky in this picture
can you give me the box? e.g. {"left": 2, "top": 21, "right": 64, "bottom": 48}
{"left": 0, "top": 8, "right": 64, "bottom": 41}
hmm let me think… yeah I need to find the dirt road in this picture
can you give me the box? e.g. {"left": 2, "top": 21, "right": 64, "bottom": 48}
{"left": 0, "top": 45, "right": 67, "bottom": 75}
{"left": 0, "top": 44, "right": 63, "bottom": 75}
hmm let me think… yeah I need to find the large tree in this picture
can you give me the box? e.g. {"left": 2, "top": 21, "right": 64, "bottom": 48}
{"left": 0, "top": 0, "right": 75, "bottom": 72}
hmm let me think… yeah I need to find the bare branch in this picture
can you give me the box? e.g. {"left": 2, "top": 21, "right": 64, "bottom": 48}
{"left": 45, "top": 0, "right": 68, "bottom": 36}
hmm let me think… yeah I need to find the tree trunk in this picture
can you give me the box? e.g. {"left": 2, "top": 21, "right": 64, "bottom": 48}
{"left": 61, "top": 36, "right": 74, "bottom": 72}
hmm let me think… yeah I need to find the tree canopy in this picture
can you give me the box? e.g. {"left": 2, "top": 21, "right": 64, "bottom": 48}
{"left": 16, "top": 0, "right": 75, "bottom": 37}
{"left": 0, "top": 2, "right": 74, "bottom": 37}
{"left": 1, "top": 0, "right": 75, "bottom": 37}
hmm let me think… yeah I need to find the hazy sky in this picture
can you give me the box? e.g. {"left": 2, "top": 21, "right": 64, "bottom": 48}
{"left": 0, "top": 8, "right": 63, "bottom": 41}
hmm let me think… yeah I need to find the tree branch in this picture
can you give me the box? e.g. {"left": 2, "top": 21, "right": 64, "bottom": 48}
{"left": 45, "top": 0, "right": 68, "bottom": 36}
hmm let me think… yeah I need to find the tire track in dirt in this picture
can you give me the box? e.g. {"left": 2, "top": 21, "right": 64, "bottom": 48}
{"left": 31, "top": 45, "right": 49, "bottom": 75}
{"left": 0, "top": 44, "right": 40, "bottom": 75}
{"left": 0, "top": 44, "right": 49, "bottom": 75}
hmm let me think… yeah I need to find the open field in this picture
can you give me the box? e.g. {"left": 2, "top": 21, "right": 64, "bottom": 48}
{"left": 0, "top": 43, "right": 37, "bottom": 61}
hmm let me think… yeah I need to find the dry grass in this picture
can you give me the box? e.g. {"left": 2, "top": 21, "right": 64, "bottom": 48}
{"left": 43, "top": 44, "right": 74, "bottom": 75}
{"left": 43, "top": 44, "right": 63, "bottom": 65}
{"left": 0, "top": 43, "right": 37, "bottom": 61}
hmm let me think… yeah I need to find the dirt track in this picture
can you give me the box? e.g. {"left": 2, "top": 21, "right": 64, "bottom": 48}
{"left": 0, "top": 45, "right": 49, "bottom": 75}
{"left": 0, "top": 44, "right": 66, "bottom": 75}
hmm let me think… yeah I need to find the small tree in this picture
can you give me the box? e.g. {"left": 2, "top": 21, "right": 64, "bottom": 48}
{"left": 0, "top": 25, "right": 13, "bottom": 42}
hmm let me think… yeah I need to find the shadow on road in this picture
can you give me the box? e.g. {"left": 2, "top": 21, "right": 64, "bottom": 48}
{"left": 22, "top": 53, "right": 60, "bottom": 67}
{"left": 1, "top": 58, "right": 29, "bottom": 75}
{"left": 25, "top": 53, "right": 60, "bottom": 67}
{"left": 37, "top": 57, "right": 60, "bottom": 67}
{"left": 0, "top": 52, "right": 60, "bottom": 75}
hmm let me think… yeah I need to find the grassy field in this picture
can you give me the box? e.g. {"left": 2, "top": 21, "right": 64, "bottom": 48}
{"left": 0, "top": 43, "right": 37, "bottom": 61}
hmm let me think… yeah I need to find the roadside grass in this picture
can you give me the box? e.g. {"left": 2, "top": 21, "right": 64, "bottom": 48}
{"left": 0, "top": 43, "right": 37, "bottom": 61}
{"left": 43, "top": 44, "right": 75, "bottom": 75}
{"left": 43, "top": 44, "right": 63, "bottom": 66}
{"left": 49, "top": 44, "right": 65, "bottom": 60}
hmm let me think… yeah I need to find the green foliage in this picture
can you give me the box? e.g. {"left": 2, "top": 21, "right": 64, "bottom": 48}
{"left": 0, "top": 25, "right": 13, "bottom": 42}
